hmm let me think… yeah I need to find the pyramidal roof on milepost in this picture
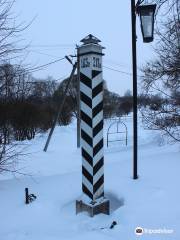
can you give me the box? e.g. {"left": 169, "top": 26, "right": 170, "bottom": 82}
{"left": 80, "top": 34, "right": 101, "bottom": 45}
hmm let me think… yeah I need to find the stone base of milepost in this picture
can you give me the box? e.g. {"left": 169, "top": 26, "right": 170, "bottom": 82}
{"left": 76, "top": 198, "right": 110, "bottom": 217}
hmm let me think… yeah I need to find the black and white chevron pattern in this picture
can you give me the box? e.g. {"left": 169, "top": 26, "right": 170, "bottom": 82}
{"left": 80, "top": 65, "right": 104, "bottom": 201}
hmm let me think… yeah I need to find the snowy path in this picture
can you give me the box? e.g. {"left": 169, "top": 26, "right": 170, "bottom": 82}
{"left": 0, "top": 117, "right": 179, "bottom": 240}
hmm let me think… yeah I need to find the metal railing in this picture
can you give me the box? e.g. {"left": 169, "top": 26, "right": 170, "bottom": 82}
{"left": 106, "top": 120, "right": 128, "bottom": 147}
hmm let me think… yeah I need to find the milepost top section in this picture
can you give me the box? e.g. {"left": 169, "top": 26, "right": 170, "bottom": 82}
{"left": 78, "top": 34, "right": 105, "bottom": 56}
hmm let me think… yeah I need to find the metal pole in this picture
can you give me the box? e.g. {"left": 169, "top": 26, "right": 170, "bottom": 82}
{"left": 43, "top": 62, "right": 77, "bottom": 152}
{"left": 131, "top": 0, "right": 138, "bottom": 179}
{"left": 76, "top": 47, "right": 81, "bottom": 148}
{"left": 25, "top": 188, "right": 29, "bottom": 204}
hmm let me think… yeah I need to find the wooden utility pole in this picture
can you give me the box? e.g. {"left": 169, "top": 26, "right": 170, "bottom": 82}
{"left": 43, "top": 62, "right": 77, "bottom": 152}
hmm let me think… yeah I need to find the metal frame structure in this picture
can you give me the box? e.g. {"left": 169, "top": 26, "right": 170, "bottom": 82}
{"left": 107, "top": 120, "right": 128, "bottom": 147}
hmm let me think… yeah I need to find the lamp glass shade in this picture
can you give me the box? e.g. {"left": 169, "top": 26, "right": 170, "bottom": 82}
{"left": 138, "top": 4, "right": 156, "bottom": 43}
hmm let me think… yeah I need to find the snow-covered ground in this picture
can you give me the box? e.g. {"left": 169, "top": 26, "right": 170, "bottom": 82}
{"left": 0, "top": 116, "right": 179, "bottom": 240}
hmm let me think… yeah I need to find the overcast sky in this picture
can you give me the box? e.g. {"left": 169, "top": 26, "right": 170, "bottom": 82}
{"left": 13, "top": 0, "right": 156, "bottom": 95}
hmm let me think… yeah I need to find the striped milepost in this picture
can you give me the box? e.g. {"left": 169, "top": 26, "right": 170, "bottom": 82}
{"left": 76, "top": 34, "right": 110, "bottom": 217}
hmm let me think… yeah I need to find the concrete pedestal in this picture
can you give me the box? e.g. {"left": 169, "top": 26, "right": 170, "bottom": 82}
{"left": 76, "top": 198, "right": 110, "bottom": 217}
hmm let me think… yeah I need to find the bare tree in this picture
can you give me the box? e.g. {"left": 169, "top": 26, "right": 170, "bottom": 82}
{"left": 140, "top": 0, "right": 180, "bottom": 142}
{"left": 0, "top": 0, "right": 30, "bottom": 174}
{"left": 0, "top": 0, "right": 30, "bottom": 61}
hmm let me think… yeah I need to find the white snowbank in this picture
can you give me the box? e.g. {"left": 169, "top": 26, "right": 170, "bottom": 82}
{"left": 0, "top": 116, "right": 179, "bottom": 240}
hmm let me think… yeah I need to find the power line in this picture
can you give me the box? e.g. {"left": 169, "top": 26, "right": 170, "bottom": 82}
{"left": 30, "top": 50, "right": 60, "bottom": 58}
{"left": 103, "top": 65, "right": 142, "bottom": 77}
{"left": 104, "top": 59, "right": 132, "bottom": 69}
{"left": 1, "top": 56, "right": 66, "bottom": 78}
{"left": 27, "top": 44, "right": 75, "bottom": 48}
{"left": 103, "top": 65, "right": 133, "bottom": 76}
{"left": 27, "top": 57, "right": 66, "bottom": 73}
{"left": 26, "top": 75, "right": 68, "bottom": 84}
{"left": 104, "top": 58, "right": 141, "bottom": 70}
{"left": 54, "top": 75, "right": 68, "bottom": 82}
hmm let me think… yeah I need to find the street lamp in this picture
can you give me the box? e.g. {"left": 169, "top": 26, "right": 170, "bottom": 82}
{"left": 137, "top": 4, "right": 157, "bottom": 43}
{"left": 131, "top": 0, "right": 156, "bottom": 179}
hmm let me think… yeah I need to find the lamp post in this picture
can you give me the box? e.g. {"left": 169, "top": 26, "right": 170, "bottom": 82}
{"left": 131, "top": 0, "right": 156, "bottom": 179}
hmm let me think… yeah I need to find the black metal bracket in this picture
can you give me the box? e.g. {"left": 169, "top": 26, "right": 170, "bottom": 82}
{"left": 136, "top": 0, "right": 145, "bottom": 13}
